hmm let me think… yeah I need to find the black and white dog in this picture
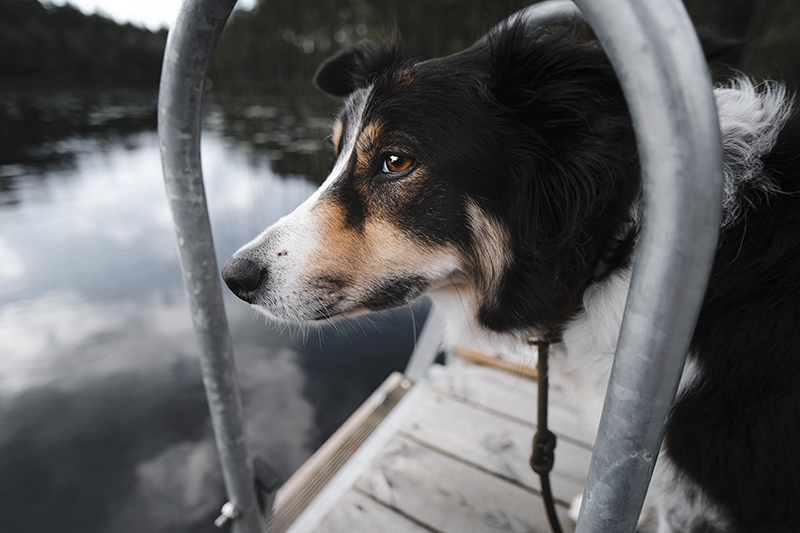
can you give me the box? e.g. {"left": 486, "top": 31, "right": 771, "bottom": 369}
{"left": 222, "top": 21, "right": 800, "bottom": 533}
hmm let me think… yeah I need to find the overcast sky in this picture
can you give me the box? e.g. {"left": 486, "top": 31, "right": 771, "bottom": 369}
{"left": 48, "top": 0, "right": 257, "bottom": 31}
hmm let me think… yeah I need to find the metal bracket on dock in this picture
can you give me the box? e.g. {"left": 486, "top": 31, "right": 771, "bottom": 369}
{"left": 254, "top": 457, "right": 283, "bottom": 523}
{"left": 215, "top": 501, "right": 242, "bottom": 529}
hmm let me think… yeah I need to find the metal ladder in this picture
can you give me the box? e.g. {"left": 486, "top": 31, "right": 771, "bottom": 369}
{"left": 157, "top": 1, "right": 723, "bottom": 531}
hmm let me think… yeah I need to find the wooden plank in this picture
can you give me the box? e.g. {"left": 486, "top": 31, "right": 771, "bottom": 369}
{"left": 284, "top": 366, "right": 444, "bottom": 533}
{"left": 438, "top": 356, "right": 594, "bottom": 446}
{"left": 455, "top": 346, "right": 538, "bottom": 380}
{"left": 273, "top": 372, "right": 412, "bottom": 533}
{"left": 355, "top": 435, "right": 575, "bottom": 533}
{"left": 399, "top": 391, "right": 590, "bottom": 505}
{"left": 314, "top": 490, "right": 436, "bottom": 533}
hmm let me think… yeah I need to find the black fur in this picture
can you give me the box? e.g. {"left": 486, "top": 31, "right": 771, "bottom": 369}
{"left": 362, "top": 276, "right": 428, "bottom": 311}
{"left": 477, "top": 24, "right": 640, "bottom": 331}
{"left": 668, "top": 110, "right": 800, "bottom": 531}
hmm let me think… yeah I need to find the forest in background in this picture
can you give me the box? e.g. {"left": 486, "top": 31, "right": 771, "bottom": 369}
{"left": 210, "top": 0, "right": 800, "bottom": 91}
{"left": 0, "top": 0, "right": 799, "bottom": 91}
{"left": 0, "top": 0, "right": 167, "bottom": 88}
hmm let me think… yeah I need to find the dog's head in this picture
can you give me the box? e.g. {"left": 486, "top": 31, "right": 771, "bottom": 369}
{"left": 222, "top": 23, "right": 640, "bottom": 334}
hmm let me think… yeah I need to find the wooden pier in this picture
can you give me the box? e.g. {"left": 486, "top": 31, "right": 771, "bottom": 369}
{"left": 269, "top": 350, "right": 595, "bottom": 533}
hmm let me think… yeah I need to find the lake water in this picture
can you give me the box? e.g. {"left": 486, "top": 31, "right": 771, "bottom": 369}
{"left": 0, "top": 90, "right": 428, "bottom": 532}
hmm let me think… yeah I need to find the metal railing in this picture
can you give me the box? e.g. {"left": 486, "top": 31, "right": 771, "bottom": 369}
{"left": 158, "top": 1, "right": 268, "bottom": 532}
{"left": 157, "top": 0, "right": 723, "bottom": 531}
{"left": 506, "top": 1, "right": 723, "bottom": 530}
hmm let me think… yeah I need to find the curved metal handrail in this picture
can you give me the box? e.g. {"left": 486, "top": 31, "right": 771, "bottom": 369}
{"left": 158, "top": 1, "right": 268, "bottom": 532}
{"left": 513, "top": 1, "right": 723, "bottom": 531}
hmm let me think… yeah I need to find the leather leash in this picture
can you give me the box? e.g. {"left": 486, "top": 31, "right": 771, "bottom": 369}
{"left": 527, "top": 333, "right": 564, "bottom": 533}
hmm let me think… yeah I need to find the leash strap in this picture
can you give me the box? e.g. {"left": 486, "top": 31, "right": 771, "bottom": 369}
{"left": 528, "top": 334, "right": 564, "bottom": 533}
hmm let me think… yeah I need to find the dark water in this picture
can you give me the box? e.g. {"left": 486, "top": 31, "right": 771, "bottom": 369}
{"left": 0, "top": 90, "right": 428, "bottom": 532}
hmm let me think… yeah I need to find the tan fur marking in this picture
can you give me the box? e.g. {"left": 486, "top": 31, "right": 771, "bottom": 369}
{"left": 303, "top": 196, "right": 459, "bottom": 289}
{"left": 355, "top": 120, "right": 383, "bottom": 176}
{"left": 466, "top": 200, "right": 512, "bottom": 299}
{"left": 331, "top": 120, "right": 343, "bottom": 155}
{"left": 390, "top": 68, "right": 415, "bottom": 89}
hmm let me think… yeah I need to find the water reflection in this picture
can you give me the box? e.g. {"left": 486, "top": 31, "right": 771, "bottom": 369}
{"left": 0, "top": 91, "right": 159, "bottom": 186}
{"left": 0, "top": 92, "right": 425, "bottom": 532}
{"left": 205, "top": 93, "right": 337, "bottom": 182}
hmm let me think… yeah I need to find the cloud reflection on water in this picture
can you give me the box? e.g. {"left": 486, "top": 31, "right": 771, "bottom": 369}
{"left": 0, "top": 126, "right": 340, "bottom": 532}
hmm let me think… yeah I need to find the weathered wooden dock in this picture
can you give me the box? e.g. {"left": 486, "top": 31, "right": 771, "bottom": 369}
{"left": 269, "top": 350, "right": 595, "bottom": 533}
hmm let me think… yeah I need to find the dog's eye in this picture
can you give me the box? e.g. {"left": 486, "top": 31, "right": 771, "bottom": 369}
{"left": 382, "top": 154, "right": 414, "bottom": 174}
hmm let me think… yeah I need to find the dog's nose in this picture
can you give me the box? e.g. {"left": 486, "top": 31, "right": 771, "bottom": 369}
{"left": 221, "top": 255, "right": 265, "bottom": 303}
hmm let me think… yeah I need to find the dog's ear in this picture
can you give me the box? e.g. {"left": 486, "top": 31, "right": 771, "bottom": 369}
{"left": 484, "top": 22, "right": 640, "bottom": 251}
{"left": 313, "top": 41, "right": 400, "bottom": 97}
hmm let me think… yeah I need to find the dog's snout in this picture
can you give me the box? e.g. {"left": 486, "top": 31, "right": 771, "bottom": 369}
{"left": 221, "top": 255, "right": 266, "bottom": 303}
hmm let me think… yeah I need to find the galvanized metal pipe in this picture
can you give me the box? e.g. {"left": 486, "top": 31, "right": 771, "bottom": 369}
{"left": 572, "top": 1, "right": 723, "bottom": 530}
{"left": 515, "top": 1, "right": 724, "bottom": 531}
{"left": 492, "top": 0, "right": 581, "bottom": 35}
{"left": 158, "top": 1, "right": 268, "bottom": 532}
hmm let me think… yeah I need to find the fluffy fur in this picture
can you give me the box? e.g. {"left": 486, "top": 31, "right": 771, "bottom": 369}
{"left": 222, "top": 22, "right": 800, "bottom": 532}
